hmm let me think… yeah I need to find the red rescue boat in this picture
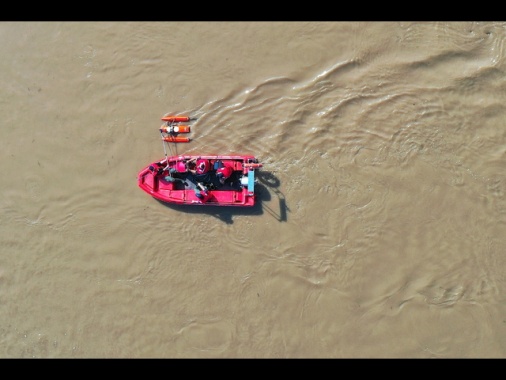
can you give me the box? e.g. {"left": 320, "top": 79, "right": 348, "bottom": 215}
{"left": 137, "top": 155, "right": 263, "bottom": 207}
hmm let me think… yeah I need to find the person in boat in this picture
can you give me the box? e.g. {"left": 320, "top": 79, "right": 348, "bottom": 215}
{"left": 191, "top": 158, "right": 211, "bottom": 175}
{"left": 188, "top": 158, "right": 213, "bottom": 187}
{"left": 216, "top": 165, "right": 233, "bottom": 185}
{"left": 212, "top": 160, "right": 235, "bottom": 187}
{"left": 194, "top": 182, "right": 210, "bottom": 203}
{"left": 169, "top": 157, "right": 209, "bottom": 176}
{"left": 168, "top": 160, "right": 190, "bottom": 174}
{"left": 167, "top": 158, "right": 198, "bottom": 179}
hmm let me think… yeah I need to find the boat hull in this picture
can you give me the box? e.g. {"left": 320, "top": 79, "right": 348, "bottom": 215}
{"left": 137, "top": 155, "right": 262, "bottom": 207}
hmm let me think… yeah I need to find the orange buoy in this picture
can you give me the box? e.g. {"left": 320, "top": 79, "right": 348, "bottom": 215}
{"left": 161, "top": 116, "right": 192, "bottom": 123}
{"left": 163, "top": 136, "right": 191, "bottom": 143}
{"left": 217, "top": 166, "right": 233, "bottom": 179}
{"left": 160, "top": 125, "right": 191, "bottom": 134}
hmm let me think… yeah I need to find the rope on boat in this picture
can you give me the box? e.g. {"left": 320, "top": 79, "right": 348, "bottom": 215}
{"left": 160, "top": 130, "right": 171, "bottom": 171}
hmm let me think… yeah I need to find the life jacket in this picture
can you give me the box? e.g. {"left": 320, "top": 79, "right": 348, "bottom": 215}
{"left": 196, "top": 159, "right": 211, "bottom": 174}
{"left": 216, "top": 166, "right": 233, "bottom": 179}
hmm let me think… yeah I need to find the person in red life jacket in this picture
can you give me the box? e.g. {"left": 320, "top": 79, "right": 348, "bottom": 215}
{"left": 216, "top": 165, "right": 233, "bottom": 185}
{"left": 165, "top": 160, "right": 189, "bottom": 184}
{"left": 168, "top": 160, "right": 188, "bottom": 175}
{"left": 175, "top": 161, "right": 187, "bottom": 173}
{"left": 194, "top": 182, "right": 210, "bottom": 203}
{"left": 194, "top": 159, "right": 211, "bottom": 175}
{"left": 168, "top": 158, "right": 201, "bottom": 176}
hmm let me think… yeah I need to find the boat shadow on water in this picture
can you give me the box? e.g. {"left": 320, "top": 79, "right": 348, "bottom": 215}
{"left": 156, "top": 170, "right": 289, "bottom": 224}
